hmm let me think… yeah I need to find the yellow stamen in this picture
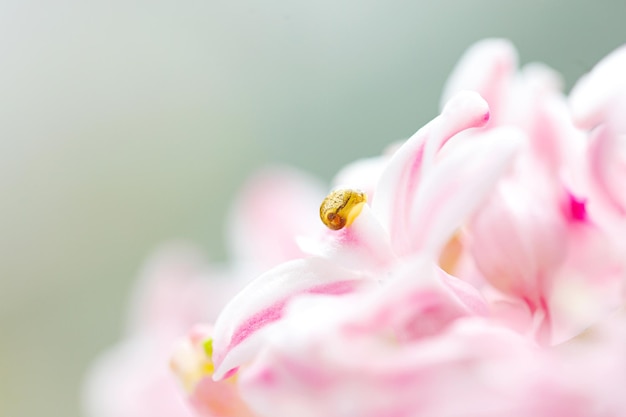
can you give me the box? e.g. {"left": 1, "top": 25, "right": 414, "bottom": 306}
{"left": 170, "top": 337, "right": 217, "bottom": 393}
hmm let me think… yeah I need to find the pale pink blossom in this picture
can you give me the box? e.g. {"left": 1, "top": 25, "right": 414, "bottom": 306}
{"left": 84, "top": 167, "right": 325, "bottom": 417}
{"left": 570, "top": 45, "right": 626, "bottom": 229}
{"left": 210, "top": 90, "right": 521, "bottom": 382}
{"left": 441, "top": 39, "right": 626, "bottom": 344}
{"left": 177, "top": 40, "right": 626, "bottom": 416}
{"left": 84, "top": 245, "right": 210, "bottom": 417}
{"left": 241, "top": 307, "right": 626, "bottom": 417}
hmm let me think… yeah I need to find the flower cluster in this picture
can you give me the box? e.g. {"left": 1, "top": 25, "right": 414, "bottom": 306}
{"left": 86, "top": 39, "right": 626, "bottom": 417}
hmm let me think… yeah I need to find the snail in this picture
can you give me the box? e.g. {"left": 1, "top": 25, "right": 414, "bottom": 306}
{"left": 319, "top": 189, "right": 367, "bottom": 230}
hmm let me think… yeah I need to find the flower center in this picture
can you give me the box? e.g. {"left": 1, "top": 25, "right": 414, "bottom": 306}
{"left": 170, "top": 336, "right": 217, "bottom": 393}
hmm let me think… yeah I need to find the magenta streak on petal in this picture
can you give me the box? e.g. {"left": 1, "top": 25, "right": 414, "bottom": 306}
{"left": 222, "top": 280, "right": 362, "bottom": 370}
{"left": 222, "top": 368, "right": 238, "bottom": 380}
{"left": 227, "top": 300, "right": 288, "bottom": 353}
{"left": 374, "top": 92, "right": 491, "bottom": 252}
{"left": 568, "top": 193, "right": 588, "bottom": 222}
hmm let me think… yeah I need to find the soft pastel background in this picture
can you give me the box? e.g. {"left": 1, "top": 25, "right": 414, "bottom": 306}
{"left": 1, "top": 1, "right": 624, "bottom": 416}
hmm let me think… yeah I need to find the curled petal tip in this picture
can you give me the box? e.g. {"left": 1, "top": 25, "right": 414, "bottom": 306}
{"left": 441, "top": 90, "right": 491, "bottom": 130}
{"left": 441, "top": 39, "right": 518, "bottom": 111}
{"left": 569, "top": 44, "right": 626, "bottom": 129}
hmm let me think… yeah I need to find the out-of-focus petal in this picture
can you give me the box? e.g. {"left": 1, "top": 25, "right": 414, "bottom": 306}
{"left": 511, "top": 64, "right": 571, "bottom": 172}
{"left": 440, "top": 38, "right": 517, "bottom": 123}
{"left": 84, "top": 334, "right": 194, "bottom": 417}
{"left": 126, "top": 243, "right": 213, "bottom": 335}
{"left": 548, "top": 223, "right": 625, "bottom": 344}
{"left": 211, "top": 257, "right": 375, "bottom": 380}
{"left": 84, "top": 245, "right": 245, "bottom": 417}
{"left": 356, "top": 259, "right": 490, "bottom": 342}
{"left": 331, "top": 156, "right": 388, "bottom": 202}
{"left": 239, "top": 318, "right": 539, "bottom": 417}
{"left": 226, "top": 166, "right": 327, "bottom": 274}
{"left": 468, "top": 160, "right": 568, "bottom": 304}
{"left": 170, "top": 325, "right": 256, "bottom": 417}
{"left": 569, "top": 44, "right": 626, "bottom": 129}
{"left": 587, "top": 124, "right": 626, "bottom": 216}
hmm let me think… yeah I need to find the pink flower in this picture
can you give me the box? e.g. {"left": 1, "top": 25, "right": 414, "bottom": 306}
{"left": 570, "top": 45, "right": 626, "bottom": 223}
{"left": 176, "top": 40, "right": 626, "bottom": 416}
{"left": 209, "top": 90, "right": 521, "bottom": 382}
{"left": 442, "top": 39, "right": 626, "bottom": 344}
{"left": 83, "top": 245, "right": 210, "bottom": 417}
{"left": 241, "top": 308, "right": 626, "bottom": 417}
{"left": 84, "top": 167, "right": 325, "bottom": 417}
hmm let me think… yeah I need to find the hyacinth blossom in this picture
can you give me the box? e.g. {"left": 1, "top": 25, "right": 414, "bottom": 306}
{"left": 83, "top": 168, "right": 327, "bottom": 417}
{"left": 163, "top": 38, "right": 626, "bottom": 416}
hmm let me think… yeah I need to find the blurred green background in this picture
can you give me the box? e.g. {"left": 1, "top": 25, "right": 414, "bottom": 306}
{"left": 0, "top": 1, "right": 624, "bottom": 416}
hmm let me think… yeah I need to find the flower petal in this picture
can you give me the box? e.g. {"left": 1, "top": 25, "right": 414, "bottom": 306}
{"left": 302, "top": 204, "right": 396, "bottom": 272}
{"left": 226, "top": 166, "right": 327, "bottom": 274}
{"left": 440, "top": 38, "right": 518, "bottom": 124}
{"left": 587, "top": 124, "right": 626, "bottom": 216}
{"left": 126, "top": 243, "right": 212, "bottom": 334}
{"left": 84, "top": 334, "right": 194, "bottom": 417}
{"left": 408, "top": 127, "right": 523, "bottom": 256}
{"left": 239, "top": 318, "right": 538, "bottom": 417}
{"left": 211, "top": 257, "right": 374, "bottom": 379}
{"left": 372, "top": 91, "right": 491, "bottom": 253}
{"left": 331, "top": 156, "right": 388, "bottom": 202}
{"left": 569, "top": 44, "right": 626, "bottom": 129}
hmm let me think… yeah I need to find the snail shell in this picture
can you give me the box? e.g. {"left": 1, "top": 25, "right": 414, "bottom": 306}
{"left": 319, "top": 189, "right": 367, "bottom": 230}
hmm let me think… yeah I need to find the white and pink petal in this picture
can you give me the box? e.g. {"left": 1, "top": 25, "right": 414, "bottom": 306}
{"left": 211, "top": 257, "right": 375, "bottom": 379}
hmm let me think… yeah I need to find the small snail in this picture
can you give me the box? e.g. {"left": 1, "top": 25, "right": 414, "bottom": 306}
{"left": 319, "top": 189, "right": 367, "bottom": 230}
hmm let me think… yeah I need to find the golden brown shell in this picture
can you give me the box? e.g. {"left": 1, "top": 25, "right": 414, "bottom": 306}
{"left": 319, "top": 189, "right": 367, "bottom": 230}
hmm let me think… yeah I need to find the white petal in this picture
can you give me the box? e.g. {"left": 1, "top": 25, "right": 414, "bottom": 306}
{"left": 408, "top": 127, "right": 523, "bottom": 256}
{"left": 226, "top": 166, "right": 326, "bottom": 274}
{"left": 440, "top": 38, "right": 518, "bottom": 121}
{"left": 211, "top": 257, "right": 373, "bottom": 379}
{"left": 569, "top": 44, "right": 626, "bottom": 129}
{"left": 372, "top": 91, "right": 490, "bottom": 253}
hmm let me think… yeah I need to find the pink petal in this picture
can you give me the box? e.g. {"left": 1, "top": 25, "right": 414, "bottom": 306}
{"left": 440, "top": 38, "right": 518, "bottom": 124}
{"left": 309, "top": 204, "right": 396, "bottom": 272}
{"left": 548, "top": 222, "right": 625, "bottom": 344}
{"left": 468, "top": 159, "right": 568, "bottom": 305}
{"left": 408, "top": 127, "right": 522, "bottom": 256}
{"left": 587, "top": 124, "right": 626, "bottom": 216}
{"left": 211, "top": 257, "right": 374, "bottom": 379}
{"left": 352, "top": 259, "right": 490, "bottom": 343}
{"left": 84, "top": 334, "right": 195, "bottom": 417}
{"left": 372, "top": 91, "right": 491, "bottom": 253}
{"left": 226, "top": 166, "right": 326, "bottom": 273}
{"left": 239, "top": 318, "right": 539, "bottom": 417}
{"left": 569, "top": 44, "right": 626, "bottom": 129}
{"left": 126, "top": 243, "right": 212, "bottom": 335}
{"left": 512, "top": 65, "right": 573, "bottom": 172}
{"left": 331, "top": 156, "right": 388, "bottom": 202}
